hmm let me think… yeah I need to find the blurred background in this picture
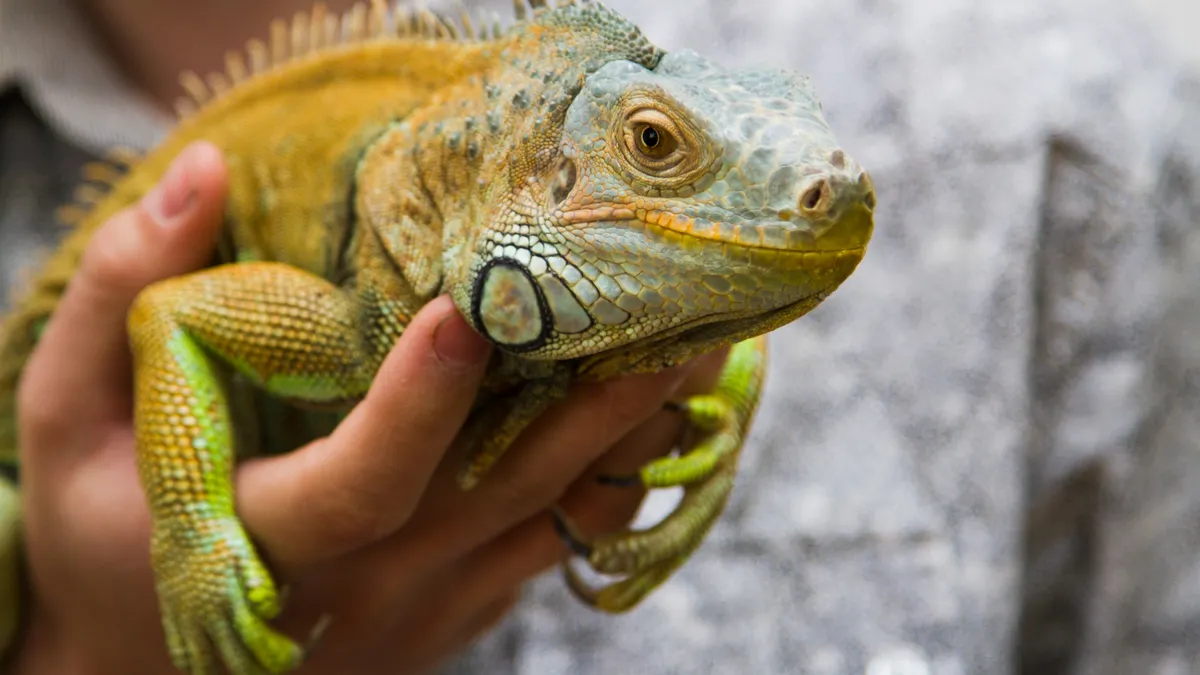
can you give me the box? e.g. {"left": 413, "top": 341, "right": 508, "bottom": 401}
{"left": 1134, "top": 0, "right": 1200, "bottom": 67}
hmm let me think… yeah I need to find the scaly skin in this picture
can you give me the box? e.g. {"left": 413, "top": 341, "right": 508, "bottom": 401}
{"left": 0, "top": 1, "right": 876, "bottom": 673}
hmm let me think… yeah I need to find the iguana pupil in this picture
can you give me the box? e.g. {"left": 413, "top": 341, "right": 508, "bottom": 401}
{"left": 640, "top": 125, "right": 660, "bottom": 148}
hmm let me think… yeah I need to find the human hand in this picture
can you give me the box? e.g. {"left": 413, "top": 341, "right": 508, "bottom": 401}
{"left": 12, "top": 142, "right": 725, "bottom": 675}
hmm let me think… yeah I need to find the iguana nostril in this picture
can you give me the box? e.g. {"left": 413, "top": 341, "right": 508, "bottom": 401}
{"left": 800, "top": 179, "right": 831, "bottom": 214}
{"left": 858, "top": 171, "right": 876, "bottom": 211}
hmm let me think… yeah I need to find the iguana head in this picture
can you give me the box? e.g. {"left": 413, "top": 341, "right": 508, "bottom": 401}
{"left": 452, "top": 6, "right": 874, "bottom": 363}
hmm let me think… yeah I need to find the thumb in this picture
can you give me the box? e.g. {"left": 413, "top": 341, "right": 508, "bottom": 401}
{"left": 237, "top": 296, "right": 494, "bottom": 571}
{"left": 19, "top": 141, "right": 228, "bottom": 454}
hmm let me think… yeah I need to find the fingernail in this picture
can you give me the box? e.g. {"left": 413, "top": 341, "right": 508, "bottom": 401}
{"left": 142, "top": 144, "right": 198, "bottom": 225}
{"left": 433, "top": 313, "right": 491, "bottom": 367}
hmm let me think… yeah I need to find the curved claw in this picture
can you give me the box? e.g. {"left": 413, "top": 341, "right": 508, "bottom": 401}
{"left": 595, "top": 397, "right": 701, "bottom": 489}
{"left": 562, "top": 561, "right": 604, "bottom": 608}
{"left": 561, "top": 558, "right": 682, "bottom": 613}
{"left": 556, "top": 471, "right": 735, "bottom": 614}
{"left": 595, "top": 472, "right": 642, "bottom": 487}
{"left": 550, "top": 506, "right": 594, "bottom": 559}
{"left": 662, "top": 399, "right": 688, "bottom": 414}
{"left": 304, "top": 614, "right": 333, "bottom": 654}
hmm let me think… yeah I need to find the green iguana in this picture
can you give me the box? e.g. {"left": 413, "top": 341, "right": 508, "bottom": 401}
{"left": 0, "top": 0, "right": 875, "bottom": 673}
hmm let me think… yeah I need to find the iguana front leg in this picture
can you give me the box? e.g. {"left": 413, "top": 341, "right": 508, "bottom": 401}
{"left": 457, "top": 369, "right": 571, "bottom": 490}
{"left": 553, "top": 336, "right": 767, "bottom": 611}
{"left": 128, "top": 261, "right": 404, "bottom": 675}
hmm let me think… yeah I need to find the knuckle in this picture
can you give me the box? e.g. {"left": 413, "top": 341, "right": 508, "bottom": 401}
{"left": 15, "top": 368, "right": 71, "bottom": 448}
{"left": 311, "top": 482, "right": 411, "bottom": 549}
{"left": 599, "top": 374, "right": 677, "bottom": 430}
{"left": 487, "top": 466, "right": 567, "bottom": 519}
{"left": 677, "top": 350, "right": 726, "bottom": 397}
{"left": 583, "top": 495, "right": 645, "bottom": 536}
{"left": 476, "top": 591, "right": 520, "bottom": 631}
{"left": 78, "top": 207, "right": 156, "bottom": 296}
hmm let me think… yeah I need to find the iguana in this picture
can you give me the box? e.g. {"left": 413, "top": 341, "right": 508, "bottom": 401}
{"left": 0, "top": 0, "right": 875, "bottom": 673}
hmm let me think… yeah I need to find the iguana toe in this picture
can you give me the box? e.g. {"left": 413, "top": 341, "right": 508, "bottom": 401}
{"left": 153, "top": 517, "right": 305, "bottom": 675}
{"left": 553, "top": 462, "right": 735, "bottom": 612}
{"left": 554, "top": 338, "right": 767, "bottom": 612}
{"left": 562, "top": 557, "right": 681, "bottom": 613}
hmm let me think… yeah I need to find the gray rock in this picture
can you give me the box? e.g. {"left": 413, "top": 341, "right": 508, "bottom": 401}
{"left": 441, "top": 0, "right": 1200, "bottom": 674}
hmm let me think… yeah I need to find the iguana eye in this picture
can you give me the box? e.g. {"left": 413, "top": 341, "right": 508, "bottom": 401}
{"left": 624, "top": 109, "right": 682, "bottom": 170}
{"left": 613, "top": 100, "right": 713, "bottom": 187}
{"left": 637, "top": 125, "right": 664, "bottom": 152}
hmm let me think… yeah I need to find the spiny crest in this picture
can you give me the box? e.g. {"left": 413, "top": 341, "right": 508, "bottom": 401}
{"left": 4, "top": 242, "right": 56, "bottom": 314}
{"left": 512, "top": 0, "right": 594, "bottom": 21}
{"left": 175, "top": 0, "right": 484, "bottom": 119}
{"left": 54, "top": 147, "right": 142, "bottom": 228}
{"left": 172, "top": 0, "right": 597, "bottom": 120}
{"left": 56, "top": 0, "right": 623, "bottom": 230}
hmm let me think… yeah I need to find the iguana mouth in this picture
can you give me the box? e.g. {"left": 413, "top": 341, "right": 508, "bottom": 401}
{"left": 559, "top": 205, "right": 873, "bottom": 254}
{"left": 578, "top": 285, "right": 848, "bottom": 380}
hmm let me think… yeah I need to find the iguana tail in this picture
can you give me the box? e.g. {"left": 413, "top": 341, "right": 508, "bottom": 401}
{"left": 0, "top": 151, "right": 142, "bottom": 465}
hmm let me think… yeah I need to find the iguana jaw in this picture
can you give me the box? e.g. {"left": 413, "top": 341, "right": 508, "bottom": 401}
{"left": 574, "top": 267, "right": 860, "bottom": 381}
{"left": 559, "top": 202, "right": 873, "bottom": 255}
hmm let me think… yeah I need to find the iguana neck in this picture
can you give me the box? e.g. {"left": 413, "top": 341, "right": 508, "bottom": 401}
{"left": 405, "top": 54, "right": 586, "bottom": 293}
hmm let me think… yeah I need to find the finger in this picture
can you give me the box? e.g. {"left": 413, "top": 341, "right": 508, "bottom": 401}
{"left": 237, "top": 295, "right": 492, "bottom": 571}
{"left": 430, "top": 346, "right": 729, "bottom": 535}
{"left": 427, "top": 364, "right": 695, "bottom": 551}
{"left": 399, "top": 348, "right": 733, "bottom": 617}
{"left": 266, "top": 348, "right": 729, "bottom": 653}
{"left": 673, "top": 346, "right": 729, "bottom": 400}
{"left": 258, "top": 345, "right": 722, "bottom": 609}
{"left": 433, "top": 388, "right": 700, "bottom": 604}
{"left": 331, "top": 359, "right": 697, "bottom": 628}
{"left": 18, "top": 142, "right": 228, "bottom": 445}
{"left": 437, "top": 589, "right": 519, "bottom": 659}
{"left": 344, "top": 404, "right": 680, "bottom": 649}
{"left": 379, "top": 355, "right": 730, "bottom": 655}
{"left": 397, "top": 585, "right": 519, "bottom": 674}
{"left": 295, "top": 578, "right": 519, "bottom": 675}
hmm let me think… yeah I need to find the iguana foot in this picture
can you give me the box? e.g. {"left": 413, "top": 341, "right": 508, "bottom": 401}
{"left": 552, "top": 337, "right": 767, "bottom": 613}
{"left": 457, "top": 368, "right": 571, "bottom": 490}
{"left": 153, "top": 516, "right": 319, "bottom": 675}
